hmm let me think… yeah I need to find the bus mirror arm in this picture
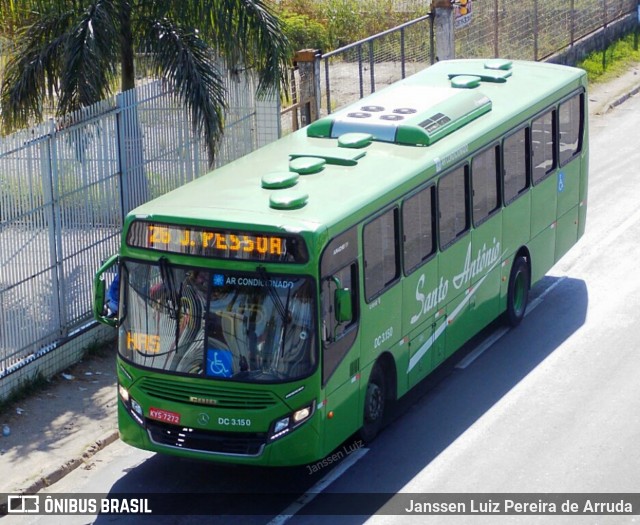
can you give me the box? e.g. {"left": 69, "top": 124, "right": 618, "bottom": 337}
{"left": 93, "top": 254, "right": 119, "bottom": 328}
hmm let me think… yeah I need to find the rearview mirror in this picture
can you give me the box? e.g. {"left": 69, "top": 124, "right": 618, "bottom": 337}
{"left": 334, "top": 287, "right": 353, "bottom": 324}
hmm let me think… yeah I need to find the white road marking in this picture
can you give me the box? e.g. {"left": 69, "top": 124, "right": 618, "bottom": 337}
{"left": 455, "top": 327, "right": 510, "bottom": 369}
{"left": 455, "top": 275, "right": 567, "bottom": 369}
{"left": 266, "top": 447, "right": 369, "bottom": 525}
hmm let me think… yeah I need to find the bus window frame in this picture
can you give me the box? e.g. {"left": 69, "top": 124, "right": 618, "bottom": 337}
{"left": 557, "top": 90, "right": 585, "bottom": 168}
{"left": 319, "top": 226, "right": 360, "bottom": 386}
{"left": 362, "top": 206, "right": 401, "bottom": 303}
{"left": 471, "top": 142, "right": 502, "bottom": 228}
{"left": 530, "top": 107, "right": 558, "bottom": 186}
{"left": 502, "top": 124, "right": 531, "bottom": 206}
{"left": 437, "top": 162, "right": 471, "bottom": 252}
{"left": 401, "top": 182, "right": 437, "bottom": 277}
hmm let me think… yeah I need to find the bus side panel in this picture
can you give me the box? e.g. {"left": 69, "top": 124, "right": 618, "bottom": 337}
{"left": 555, "top": 205, "right": 579, "bottom": 262}
{"left": 556, "top": 161, "right": 580, "bottom": 217}
{"left": 402, "top": 257, "right": 441, "bottom": 391}
{"left": 502, "top": 192, "right": 531, "bottom": 262}
{"left": 470, "top": 214, "right": 503, "bottom": 330}
{"left": 360, "top": 284, "right": 403, "bottom": 376}
{"left": 528, "top": 225, "right": 556, "bottom": 284}
{"left": 322, "top": 345, "right": 362, "bottom": 457}
{"left": 529, "top": 176, "right": 557, "bottom": 284}
{"left": 530, "top": 176, "right": 557, "bottom": 239}
{"left": 578, "top": 151, "right": 589, "bottom": 239}
{"left": 407, "top": 315, "right": 446, "bottom": 389}
{"left": 439, "top": 235, "right": 472, "bottom": 358}
{"left": 555, "top": 158, "right": 581, "bottom": 262}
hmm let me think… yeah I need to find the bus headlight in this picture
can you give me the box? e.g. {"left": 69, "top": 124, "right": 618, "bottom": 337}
{"left": 268, "top": 402, "right": 315, "bottom": 442}
{"left": 119, "top": 383, "right": 144, "bottom": 426}
{"left": 118, "top": 384, "right": 130, "bottom": 403}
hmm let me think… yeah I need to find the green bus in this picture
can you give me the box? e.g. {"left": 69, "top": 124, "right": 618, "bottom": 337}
{"left": 94, "top": 59, "right": 588, "bottom": 466}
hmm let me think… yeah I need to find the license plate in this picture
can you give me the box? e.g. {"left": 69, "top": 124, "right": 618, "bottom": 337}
{"left": 148, "top": 407, "right": 181, "bottom": 425}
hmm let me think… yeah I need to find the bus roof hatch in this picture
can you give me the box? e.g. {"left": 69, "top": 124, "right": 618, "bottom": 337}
{"left": 307, "top": 86, "right": 491, "bottom": 146}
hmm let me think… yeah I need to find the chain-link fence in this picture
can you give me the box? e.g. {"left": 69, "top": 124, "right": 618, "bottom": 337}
{"left": 456, "top": 0, "right": 638, "bottom": 61}
{"left": 297, "top": 0, "right": 638, "bottom": 123}
{"left": 0, "top": 75, "right": 278, "bottom": 398}
{"left": 319, "top": 15, "right": 434, "bottom": 117}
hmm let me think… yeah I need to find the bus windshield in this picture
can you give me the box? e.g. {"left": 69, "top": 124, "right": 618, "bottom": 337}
{"left": 119, "top": 261, "right": 317, "bottom": 383}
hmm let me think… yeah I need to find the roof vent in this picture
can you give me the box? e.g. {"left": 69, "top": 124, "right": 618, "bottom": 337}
{"left": 289, "top": 156, "right": 326, "bottom": 174}
{"left": 262, "top": 171, "right": 299, "bottom": 189}
{"left": 394, "top": 108, "right": 417, "bottom": 115}
{"left": 348, "top": 111, "right": 371, "bottom": 119}
{"left": 337, "top": 132, "right": 373, "bottom": 149}
{"left": 307, "top": 86, "right": 491, "bottom": 146}
{"left": 269, "top": 191, "right": 309, "bottom": 210}
{"left": 485, "top": 59, "right": 513, "bottom": 71}
{"left": 451, "top": 75, "right": 481, "bottom": 89}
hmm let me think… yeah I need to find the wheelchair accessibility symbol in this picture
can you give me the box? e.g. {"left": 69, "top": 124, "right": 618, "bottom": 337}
{"left": 558, "top": 172, "right": 565, "bottom": 193}
{"left": 206, "top": 349, "right": 233, "bottom": 378}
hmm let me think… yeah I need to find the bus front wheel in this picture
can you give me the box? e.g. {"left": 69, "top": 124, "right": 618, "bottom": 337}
{"left": 360, "top": 364, "right": 387, "bottom": 443}
{"left": 506, "top": 255, "right": 530, "bottom": 327}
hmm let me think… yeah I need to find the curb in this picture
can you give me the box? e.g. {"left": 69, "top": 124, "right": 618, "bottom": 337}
{"left": 606, "top": 83, "right": 640, "bottom": 112}
{"left": 0, "top": 431, "right": 119, "bottom": 516}
{"left": 23, "top": 430, "right": 119, "bottom": 495}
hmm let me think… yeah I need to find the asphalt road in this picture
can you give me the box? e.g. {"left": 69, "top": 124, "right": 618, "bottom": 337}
{"left": 6, "top": 90, "right": 640, "bottom": 525}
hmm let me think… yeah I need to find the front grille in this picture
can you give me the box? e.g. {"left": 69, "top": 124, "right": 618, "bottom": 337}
{"left": 147, "top": 420, "right": 267, "bottom": 456}
{"left": 138, "top": 376, "right": 278, "bottom": 409}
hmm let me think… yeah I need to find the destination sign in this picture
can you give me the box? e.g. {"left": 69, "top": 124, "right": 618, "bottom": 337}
{"left": 126, "top": 221, "right": 308, "bottom": 263}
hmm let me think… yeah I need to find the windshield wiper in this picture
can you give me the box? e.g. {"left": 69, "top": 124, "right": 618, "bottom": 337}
{"left": 159, "top": 258, "right": 184, "bottom": 350}
{"left": 257, "top": 266, "right": 290, "bottom": 325}
{"left": 257, "top": 266, "right": 292, "bottom": 357}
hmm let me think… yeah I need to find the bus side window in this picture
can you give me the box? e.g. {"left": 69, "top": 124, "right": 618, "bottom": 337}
{"left": 472, "top": 145, "right": 501, "bottom": 225}
{"left": 402, "top": 184, "right": 436, "bottom": 275}
{"left": 363, "top": 208, "right": 400, "bottom": 301}
{"left": 322, "top": 263, "right": 358, "bottom": 344}
{"left": 438, "top": 164, "right": 470, "bottom": 249}
{"left": 531, "top": 109, "right": 556, "bottom": 184}
{"left": 503, "top": 127, "right": 530, "bottom": 204}
{"left": 559, "top": 93, "right": 583, "bottom": 166}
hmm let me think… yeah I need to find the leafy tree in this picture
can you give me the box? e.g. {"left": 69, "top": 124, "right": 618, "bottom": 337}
{"left": 0, "top": 0, "right": 292, "bottom": 166}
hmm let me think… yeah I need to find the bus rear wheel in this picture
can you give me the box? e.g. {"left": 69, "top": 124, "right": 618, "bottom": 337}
{"left": 506, "top": 255, "right": 530, "bottom": 327}
{"left": 360, "top": 364, "right": 387, "bottom": 443}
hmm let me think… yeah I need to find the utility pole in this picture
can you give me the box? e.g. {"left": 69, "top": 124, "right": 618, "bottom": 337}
{"left": 432, "top": 0, "right": 455, "bottom": 61}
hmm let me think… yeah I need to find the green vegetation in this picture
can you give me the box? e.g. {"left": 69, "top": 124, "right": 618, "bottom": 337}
{"left": 275, "top": 0, "right": 428, "bottom": 52}
{"left": 0, "top": 1, "right": 291, "bottom": 167}
{"left": 577, "top": 32, "right": 640, "bottom": 83}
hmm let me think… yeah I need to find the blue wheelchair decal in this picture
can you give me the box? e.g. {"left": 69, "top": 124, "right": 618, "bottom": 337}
{"left": 206, "top": 349, "right": 233, "bottom": 378}
{"left": 557, "top": 172, "right": 565, "bottom": 193}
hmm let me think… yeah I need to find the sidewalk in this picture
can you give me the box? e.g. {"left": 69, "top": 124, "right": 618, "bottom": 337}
{"left": 0, "top": 62, "right": 639, "bottom": 507}
{"left": 0, "top": 348, "right": 118, "bottom": 500}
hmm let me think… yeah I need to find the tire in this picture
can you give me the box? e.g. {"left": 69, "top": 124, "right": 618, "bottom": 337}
{"left": 506, "top": 256, "right": 530, "bottom": 327}
{"left": 359, "top": 364, "right": 387, "bottom": 443}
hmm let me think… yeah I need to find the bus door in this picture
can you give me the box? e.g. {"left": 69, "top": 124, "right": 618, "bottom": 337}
{"left": 400, "top": 182, "right": 444, "bottom": 390}
{"left": 469, "top": 144, "right": 503, "bottom": 329}
{"left": 437, "top": 164, "right": 473, "bottom": 358}
{"left": 554, "top": 92, "right": 584, "bottom": 261}
{"left": 404, "top": 257, "right": 444, "bottom": 390}
{"left": 359, "top": 207, "right": 403, "bottom": 383}
{"left": 529, "top": 108, "right": 558, "bottom": 283}
{"left": 320, "top": 228, "right": 361, "bottom": 452}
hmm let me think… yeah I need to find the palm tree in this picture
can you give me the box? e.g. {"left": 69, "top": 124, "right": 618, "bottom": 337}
{"left": 0, "top": 0, "right": 291, "bottom": 167}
